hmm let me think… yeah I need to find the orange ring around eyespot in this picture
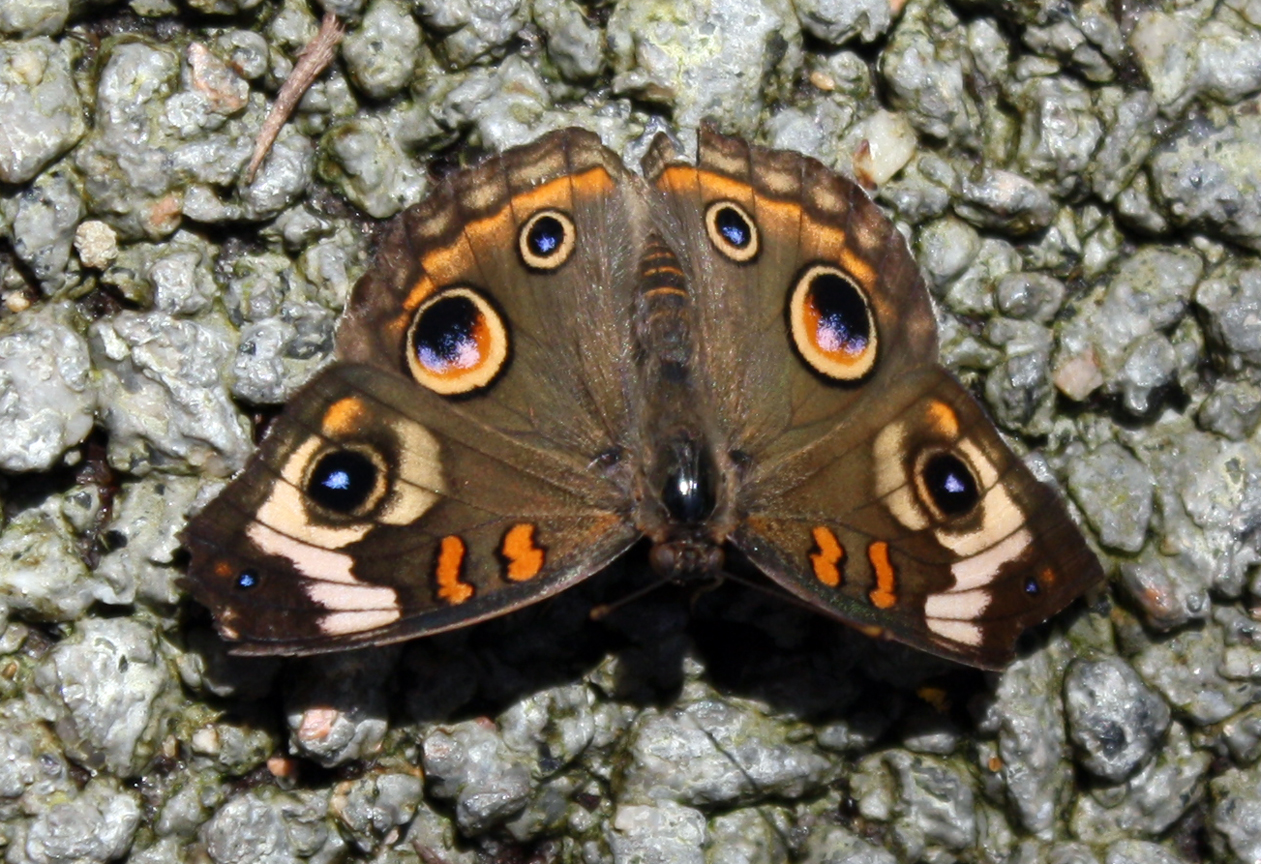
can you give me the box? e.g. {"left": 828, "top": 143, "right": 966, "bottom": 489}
{"left": 788, "top": 263, "right": 878, "bottom": 381}
{"left": 405, "top": 287, "right": 509, "bottom": 395}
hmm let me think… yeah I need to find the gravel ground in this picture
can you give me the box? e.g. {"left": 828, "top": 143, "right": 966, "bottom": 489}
{"left": 1, "top": 0, "right": 1260, "bottom": 862}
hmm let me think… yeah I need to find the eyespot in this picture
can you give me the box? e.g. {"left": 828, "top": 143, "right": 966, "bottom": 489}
{"left": 704, "top": 200, "right": 759, "bottom": 263}
{"left": 406, "top": 287, "right": 509, "bottom": 395}
{"left": 788, "top": 264, "right": 878, "bottom": 381}
{"left": 518, "top": 209, "right": 576, "bottom": 270}
{"left": 304, "top": 445, "right": 388, "bottom": 518}
{"left": 236, "top": 569, "right": 258, "bottom": 590}
{"left": 920, "top": 452, "right": 980, "bottom": 517}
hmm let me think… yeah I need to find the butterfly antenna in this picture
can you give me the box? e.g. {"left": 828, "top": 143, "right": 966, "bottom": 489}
{"left": 710, "top": 568, "right": 834, "bottom": 618}
{"left": 588, "top": 577, "right": 672, "bottom": 621}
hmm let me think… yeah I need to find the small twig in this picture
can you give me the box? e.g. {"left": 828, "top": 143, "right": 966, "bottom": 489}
{"left": 244, "top": 11, "right": 345, "bottom": 185}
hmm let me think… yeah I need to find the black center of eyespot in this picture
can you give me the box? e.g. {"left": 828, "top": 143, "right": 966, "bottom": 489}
{"left": 1025, "top": 577, "right": 1041, "bottom": 596}
{"left": 922, "top": 452, "right": 979, "bottom": 516}
{"left": 308, "top": 449, "right": 378, "bottom": 513}
{"left": 809, "top": 272, "right": 869, "bottom": 354}
{"left": 527, "top": 215, "right": 565, "bottom": 258}
{"left": 413, "top": 295, "right": 481, "bottom": 372}
{"left": 236, "top": 569, "right": 258, "bottom": 590}
{"left": 715, "top": 205, "right": 751, "bottom": 248}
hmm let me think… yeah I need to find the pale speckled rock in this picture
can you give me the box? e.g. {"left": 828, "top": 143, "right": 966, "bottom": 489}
{"left": 1064, "top": 658, "right": 1171, "bottom": 783}
{"left": 851, "top": 749, "right": 977, "bottom": 860}
{"left": 499, "top": 684, "right": 595, "bottom": 777}
{"left": 707, "top": 808, "right": 790, "bottom": 864}
{"left": 983, "top": 317, "right": 1055, "bottom": 434}
{"left": 1066, "top": 441, "right": 1153, "bottom": 554}
{"left": 185, "top": 721, "right": 273, "bottom": 782}
{"left": 532, "top": 0, "right": 605, "bottom": 81}
{"left": 1104, "top": 840, "right": 1187, "bottom": 864}
{"left": 0, "top": 302, "right": 94, "bottom": 472}
{"left": 1211, "top": 762, "right": 1261, "bottom": 863}
{"left": 801, "top": 824, "right": 897, "bottom": 864}
{"left": 880, "top": 2, "right": 978, "bottom": 147}
{"left": 878, "top": 152, "right": 955, "bottom": 223}
{"left": 608, "top": 801, "right": 706, "bottom": 864}
{"left": 95, "top": 474, "right": 205, "bottom": 607}
{"left": 342, "top": 0, "right": 421, "bottom": 100}
{"left": 794, "top": 0, "right": 893, "bottom": 45}
{"left": 0, "top": 37, "right": 85, "bottom": 183}
{"left": 213, "top": 29, "right": 269, "bottom": 81}
{"left": 607, "top": 0, "right": 802, "bottom": 136}
{"left": 1135, "top": 626, "right": 1256, "bottom": 726}
{"left": 1070, "top": 722, "right": 1209, "bottom": 843}
{"left": 1221, "top": 704, "right": 1261, "bottom": 764}
{"left": 33, "top": 618, "right": 175, "bottom": 777}
{"left": 1089, "top": 89, "right": 1157, "bottom": 203}
{"left": 915, "top": 216, "right": 980, "bottom": 292}
{"left": 0, "top": 0, "right": 68, "bottom": 37}
{"left": 1130, "top": 9, "right": 1261, "bottom": 115}
{"left": 231, "top": 307, "right": 336, "bottom": 405}
{"left": 954, "top": 167, "right": 1056, "bottom": 236}
{"left": 1013, "top": 75, "right": 1103, "bottom": 198}
{"left": 1053, "top": 246, "right": 1201, "bottom": 411}
{"left": 620, "top": 699, "right": 834, "bottom": 807}
{"left": 319, "top": 114, "right": 426, "bottom": 218}
{"left": 996, "top": 272, "right": 1065, "bottom": 323}
{"left": 74, "top": 219, "right": 119, "bottom": 270}
{"left": 1149, "top": 109, "right": 1261, "bottom": 251}
{"left": 417, "top": 0, "right": 527, "bottom": 68}
{"left": 18, "top": 778, "right": 141, "bottom": 864}
{"left": 1197, "top": 260, "right": 1261, "bottom": 370}
{"left": 330, "top": 772, "right": 423, "bottom": 853}
{"left": 1117, "top": 545, "right": 1210, "bottom": 630}
{"left": 422, "top": 717, "right": 535, "bottom": 834}
{"left": 200, "top": 789, "right": 344, "bottom": 864}
{"left": 937, "top": 236, "right": 1021, "bottom": 317}
{"left": 7, "top": 167, "right": 84, "bottom": 294}
{"left": 1015, "top": 0, "right": 1125, "bottom": 83}
{"left": 188, "top": 0, "right": 267, "bottom": 14}
{"left": 1198, "top": 379, "right": 1261, "bottom": 441}
{"left": 975, "top": 646, "right": 1070, "bottom": 834}
{"left": 404, "top": 802, "right": 478, "bottom": 864}
{"left": 285, "top": 650, "right": 395, "bottom": 767}
{"left": 0, "top": 493, "right": 103, "bottom": 621}
{"left": 89, "top": 311, "right": 252, "bottom": 476}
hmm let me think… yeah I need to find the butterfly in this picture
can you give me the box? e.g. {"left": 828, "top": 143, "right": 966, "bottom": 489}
{"left": 181, "top": 126, "right": 1103, "bottom": 668}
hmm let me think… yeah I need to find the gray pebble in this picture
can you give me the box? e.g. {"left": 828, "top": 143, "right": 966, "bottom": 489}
{"left": 320, "top": 116, "right": 425, "bottom": 218}
{"left": 794, "top": 0, "right": 893, "bottom": 45}
{"left": 852, "top": 750, "right": 977, "bottom": 860}
{"left": 1104, "top": 840, "right": 1187, "bottom": 864}
{"left": 8, "top": 167, "right": 84, "bottom": 295}
{"left": 1197, "top": 260, "right": 1261, "bottom": 369}
{"left": 286, "top": 650, "right": 394, "bottom": 767}
{"left": 330, "top": 772, "right": 423, "bottom": 853}
{"left": 342, "top": 0, "right": 421, "bottom": 100}
{"left": 1150, "top": 110, "right": 1261, "bottom": 251}
{"left": 1117, "top": 546, "right": 1210, "bottom": 630}
{"left": 880, "top": 2, "right": 977, "bottom": 146}
{"left": 499, "top": 683, "right": 595, "bottom": 776}
{"left": 983, "top": 317, "right": 1055, "bottom": 434}
{"left": 1135, "top": 626, "right": 1256, "bottom": 726}
{"left": 1071, "top": 722, "right": 1209, "bottom": 843}
{"left": 0, "top": 37, "right": 84, "bottom": 183}
{"left": 1089, "top": 89, "right": 1157, "bottom": 203}
{"left": 201, "top": 789, "right": 343, "bottom": 864}
{"left": 89, "top": 311, "right": 252, "bottom": 476}
{"left": 1066, "top": 441, "right": 1153, "bottom": 554}
{"left": 1222, "top": 704, "right": 1261, "bottom": 765}
{"left": 1013, "top": 75, "right": 1103, "bottom": 198}
{"left": 955, "top": 167, "right": 1056, "bottom": 236}
{"left": 607, "top": 0, "right": 802, "bottom": 136}
{"left": 996, "top": 272, "right": 1065, "bottom": 323}
{"left": 423, "top": 717, "right": 534, "bottom": 834}
{"left": 1198, "top": 379, "right": 1261, "bottom": 441}
{"left": 801, "top": 825, "right": 897, "bottom": 864}
{"left": 707, "top": 808, "right": 790, "bottom": 864}
{"left": 22, "top": 778, "right": 141, "bottom": 864}
{"left": 533, "top": 0, "right": 605, "bottom": 81}
{"left": 620, "top": 699, "right": 834, "bottom": 806}
{"left": 0, "top": 302, "right": 94, "bottom": 472}
{"left": 33, "top": 618, "right": 174, "bottom": 777}
{"left": 0, "top": 0, "right": 68, "bottom": 37}
{"left": 0, "top": 493, "right": 98, "bottom": 621}
{"left": 417, "top": 0, "right": 528, "bottom": 68}
{"left": 95, "top": 474, "right": 205, "bottom": 608}
{"left": 1213, "top": 763, "right": 1261, "bottom": 863}
{"left": 1064, "top": 658, "right": 1171, "bottom": 782}
{"left": 608, "top": 801, "right": 706, "bottom": 864}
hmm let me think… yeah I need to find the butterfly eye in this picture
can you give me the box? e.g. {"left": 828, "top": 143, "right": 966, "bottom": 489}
{"left": 406, "top": 287, "right": 510, "bottom": 395}
{"left": 704, "top": 200, "right": 759, "bottom": 263}
{"left": 788, "top": 264, "right": 878, "bottom": 382}
{"left": 305, "top": 446, "right": 388, "bottom": 517}
{"left": 518, "top": 209, "right": 576, "bottom": 270}
{"left": 920, "top": 452, "right": 980, "bottom": 517}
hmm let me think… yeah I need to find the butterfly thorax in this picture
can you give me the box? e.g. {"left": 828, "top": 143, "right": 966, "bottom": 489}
{"left": 633, "top": 234, "right": 732, "bottom": 580}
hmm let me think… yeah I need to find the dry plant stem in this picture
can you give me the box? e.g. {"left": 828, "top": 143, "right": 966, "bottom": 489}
{"left": 244, "top": 11, "right": 346, "bottom": 185}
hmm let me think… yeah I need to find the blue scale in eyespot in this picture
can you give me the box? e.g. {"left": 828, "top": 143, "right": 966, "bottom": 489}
{"left": 237, "top": 569, "right": 258, "bottom": 590}
{"left": 308, "top": 450, "right": 377, "bottom": 513}
{"left": 715, "top": 205, "right": 751, "bottom": 248}
{"left": 811, "top": 273, "right": 869, "bottom": 353}
{"left": 528, "top": 215, "right": 565, "bottom": 257}
{"left": 1025, "top": 577, "right": 1041, "bottom": 596}
{"left": 922, "top": 452, "right": 979, "bottom": 516}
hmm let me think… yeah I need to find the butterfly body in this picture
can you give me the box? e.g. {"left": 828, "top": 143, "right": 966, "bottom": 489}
{"left": 182, "top": 127, "right": 1103, "bottom": 668}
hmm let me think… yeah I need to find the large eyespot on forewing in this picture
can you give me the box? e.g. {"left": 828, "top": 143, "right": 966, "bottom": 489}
{"left": 787, "top": 263, "right": 878, "bottom": 382}
{"left": 518, "top": 208, "right": 576, "bottom": 271}
{"left": 405, "top": 286, "right": 510, "bottom": 395}
{"left": 703, "top": 199, "right": 760, "bottom": 263}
